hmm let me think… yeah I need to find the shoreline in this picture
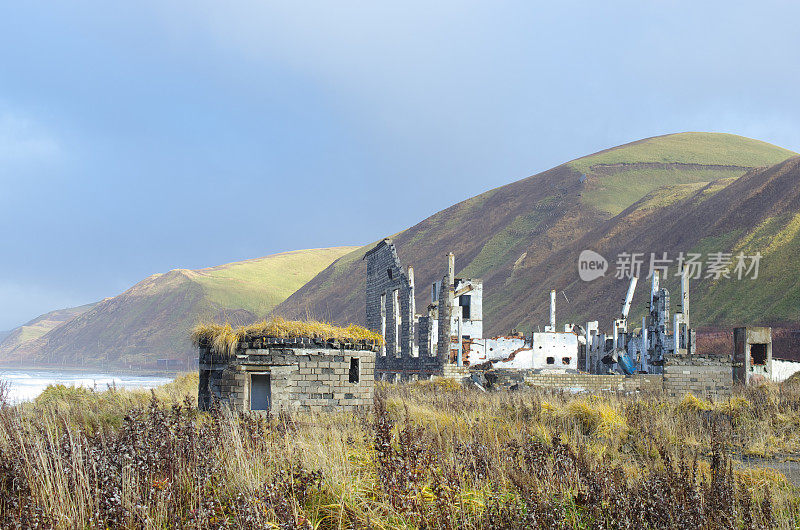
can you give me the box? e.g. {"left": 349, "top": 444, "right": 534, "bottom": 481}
{"left": 0, "top": 365, "right": 186, "bottom": 378}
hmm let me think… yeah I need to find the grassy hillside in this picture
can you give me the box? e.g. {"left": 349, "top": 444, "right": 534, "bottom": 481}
{"left": 274, "top": 133, "right": 797, "bottom": 335}
{"left": 0, "top": 247, "right": 356, "bottom": 367}
{"left": 571, "top": 132, "right": 795, "bottom": 214}
{"left": 493, "top": 156, "right": 800, "bottom": 333}
{"left": 0, "top": 303, "right": 97, "bottom": 354}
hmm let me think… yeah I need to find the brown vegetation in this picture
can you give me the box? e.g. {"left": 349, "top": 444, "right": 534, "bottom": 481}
{"left": 0, "top": 376, "right": 798, "bottom": 528}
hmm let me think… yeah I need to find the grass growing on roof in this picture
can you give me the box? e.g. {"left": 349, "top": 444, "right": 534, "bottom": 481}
{"left": 191, "top": 317, "right": 384, "bottom": 355}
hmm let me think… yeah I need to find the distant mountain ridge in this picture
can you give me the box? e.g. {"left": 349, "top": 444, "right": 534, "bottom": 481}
{"left": 5, "top": 132, "right": 798, "bottom": 368}
{"left": 0, "top": 303, "right": 98, "bottom": 355}
{"left": 0, "top": 247, "right": 356, "bottom": 367}
{"left": 274, "top": 132, "right": 798, "bottom": 334}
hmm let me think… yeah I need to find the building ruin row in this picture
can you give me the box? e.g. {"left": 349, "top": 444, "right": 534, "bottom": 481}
{"left": 363, "top": 238, "right": 800, "bottom": 392}
{"left": 197, "top": 239, "right": 800, "bottom": 413}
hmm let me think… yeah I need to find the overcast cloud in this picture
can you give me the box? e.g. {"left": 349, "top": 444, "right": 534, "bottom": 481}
{"left": 1, "top": 1, "right": 799, "bottom": 329}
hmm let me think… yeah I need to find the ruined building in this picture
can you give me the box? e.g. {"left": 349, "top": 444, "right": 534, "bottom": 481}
{"left": 585, "top": 268, "right": 696, "bottom": 375}
{"left": 364, "top": 239, "right": 482, "bottom": 380}
{"left": 198, "top": 332, "right": 376, "bottom": 413}
{"left": 365, "top": 239, "right": 577, "bottom": 381}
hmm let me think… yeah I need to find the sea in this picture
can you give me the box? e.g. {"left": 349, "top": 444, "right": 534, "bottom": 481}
{"left": 0, "top": 368, "right": 173, "bottom": 403}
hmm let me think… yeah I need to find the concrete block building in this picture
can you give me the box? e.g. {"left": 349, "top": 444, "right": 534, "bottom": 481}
{"left": 198, "top": 335, "right": 375, "bottom": 413}
{"left": 733, "top": 326, "right": 772, "bottom": 384}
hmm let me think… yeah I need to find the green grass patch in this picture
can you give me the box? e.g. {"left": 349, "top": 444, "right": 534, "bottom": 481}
{"left": 569, "top": 132, "right": 795, "bottom": 171}
{"left": 583, "top": 167, "right": 746, "bottom": 215}
{"left": 572, "top": 133, "right": 796, "bottom": 215}
{"left": 461, "top": 207, "right": 550, "bottom": 280}
{"left": 196, "top": 247, "right": 357, "bottom": 316}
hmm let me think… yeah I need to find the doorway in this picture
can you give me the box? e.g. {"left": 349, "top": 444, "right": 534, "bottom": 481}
{"left": 249, "top": 373, "right": 271, "bottom": 411}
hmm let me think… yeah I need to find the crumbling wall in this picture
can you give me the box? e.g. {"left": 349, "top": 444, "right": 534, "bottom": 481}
{"left": 663, "top": 353, "right": 732, "bottom": 401}
{"left": 198, "top": 342, "right": 375, "bottom": 413}
{"left": 733, "top": 327, "right": 772, "bottom": 384}
{"left": 437, "top": 268, "right": 453, "bottom": 361}
{"left": 364, "top": 239, "right": 445, "bottom": 379}
{"left": 480, "top": 370, "right": 662, "bottom": 392}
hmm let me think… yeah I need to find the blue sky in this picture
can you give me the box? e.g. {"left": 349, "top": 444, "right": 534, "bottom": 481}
{"left": 2, "top": 1, "right": 799, "bottom": 330}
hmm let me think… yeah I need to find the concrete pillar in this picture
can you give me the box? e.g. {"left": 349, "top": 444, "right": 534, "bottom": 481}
{"left": 642, "top": 316, "right": 648, "bottom": 353}
{"left": 408, "top": 266, "right": 416, "bottom": 356}
{"left": 673, "top": 313, "right": 683, "bottom": 353}
{"left": 651, "top": 270, "right": 660, "bottom": 305}
{"left": 549, "top": 290, "right": 556, "bottom": 330}
{"left": 447, "top": 253, "right": 455, "bottom": 286}
{"left": 456, "top": 315, "right": 463, "bottom": 366}
{"left": 681, "top": 265, "right": 690, "bottom": 328}
{"left": 585, "top": 323, "right": 592, "bottom": 372}
{"left": 622, "top": 276, "right": 638, "bottom": 319}
{"left": 408, "top": 266, "right": 415, "bottom": 317}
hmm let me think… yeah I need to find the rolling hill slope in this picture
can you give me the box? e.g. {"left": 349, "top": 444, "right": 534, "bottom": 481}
{"left": 0, "top": 303, "right": 98, "bottom": 354}
{"left": 1, "top": 247, "right": 356, "bottom": 367}
{"left": 492, "top": 156, "right": 800, "bottom": 332}
{"left": 274, "top": 132, "right": 797, "bottom": 334}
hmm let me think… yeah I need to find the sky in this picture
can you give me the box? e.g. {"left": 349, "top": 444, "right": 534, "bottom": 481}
{"left": 1, "top": 1, "right": 799, "bottom": 330}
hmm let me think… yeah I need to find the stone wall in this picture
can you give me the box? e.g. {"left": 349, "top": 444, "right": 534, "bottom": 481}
{"left": 442, "top": 364, "right": 471, "bottom": 380}
{"left": 525, "top": 372, "right": 662, "bottom": 393}
{"left": 364, "top": 239, "right": 414, "bottom": 358}
{"left": 198, "top": 340, "right": 375, "bottom": 413}
{"left": 480, "top": 370, "right": 662, "bottom": 392}
{"left": 365, "top": 239, "right": 446, "bottom": 379}
{"left": 663, "top": 353, "right": 732, "bottom": 401}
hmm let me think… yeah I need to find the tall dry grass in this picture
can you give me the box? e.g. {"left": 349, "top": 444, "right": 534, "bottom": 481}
{"left": 0, "top": 376, "right": 798, "bottom": 528}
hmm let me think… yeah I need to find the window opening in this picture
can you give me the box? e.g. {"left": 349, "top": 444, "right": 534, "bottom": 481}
{"left": 349, "top": 358, "right": 360, "bottom": 383}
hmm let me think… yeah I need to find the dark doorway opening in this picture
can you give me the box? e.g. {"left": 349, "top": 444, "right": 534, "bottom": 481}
{"left": 250, "top": 374, "right": 271, "bottom": 411}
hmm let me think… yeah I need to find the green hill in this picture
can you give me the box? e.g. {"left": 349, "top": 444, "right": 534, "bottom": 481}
{"left": 571, "top": 132, "right": 795, "bottom": 214}
{"left": 0, "top": 247, "right": 356, "bottom": 367}
{"left": 0, "top": 303, "right": 98, "bottom": 354}
{"left": 274, "top": 133, "right": 798, "bottom": 334}
{"left": 492, "top": 156, "right": 800, "bottom": 332}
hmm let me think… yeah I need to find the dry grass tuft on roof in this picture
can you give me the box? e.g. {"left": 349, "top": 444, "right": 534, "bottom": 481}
{"left": 191, "top": 317, "right": 383, "bottom": 356}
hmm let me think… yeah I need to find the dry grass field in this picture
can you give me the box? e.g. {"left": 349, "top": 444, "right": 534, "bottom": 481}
{"left": 1, "top": 374, "right": 799, "bottom": 528}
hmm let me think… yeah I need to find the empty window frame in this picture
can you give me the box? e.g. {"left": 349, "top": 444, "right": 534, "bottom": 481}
{"left": 546, "top": 357, "right": 555, "bottom": 365}
{"left": 349, "top": 358, "right": 360, "bottom": 383}
{"left": 431, "top": 282, "right": 440, "bottom": 303}
{"left": 562, "top": 357, "right": 571, "bottom": 365}
{"left": 380, "top": 292, "right": 386, "bottom": 356}
{"left": 459, "top": 294, "right": 471, "bottom": 319}
{"left": 393, "top": 289, "right": 401, "bottom": 356}
{"left": 750, "top": 343, "right": 768, "bottom": 366}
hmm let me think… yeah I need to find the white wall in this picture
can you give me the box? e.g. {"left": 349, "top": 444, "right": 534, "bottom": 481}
{"left": 467, "top": 332, "right": 579, "bottom": 371}
{"left": 772, "top": 359, "right": 800, "bottom": 382}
